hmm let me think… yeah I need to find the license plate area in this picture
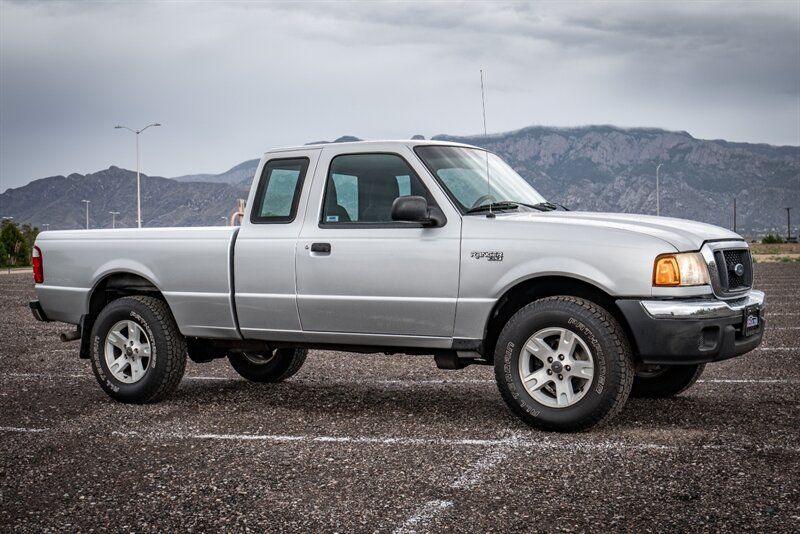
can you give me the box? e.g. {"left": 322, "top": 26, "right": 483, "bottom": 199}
{"left": 743, "top": 305, "right": 760, "bottom": 336}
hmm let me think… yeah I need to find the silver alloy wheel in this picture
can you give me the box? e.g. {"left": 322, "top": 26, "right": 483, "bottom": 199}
{"left": 518, "top": 326, "right": 595, "bottom": 408}
{"left": 104, "top": 320, "right": 152, "bottom": 384}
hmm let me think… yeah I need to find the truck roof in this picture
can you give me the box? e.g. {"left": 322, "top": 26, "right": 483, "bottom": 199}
{"left": 264, "top": 139, "right": 480, "bottom": 154}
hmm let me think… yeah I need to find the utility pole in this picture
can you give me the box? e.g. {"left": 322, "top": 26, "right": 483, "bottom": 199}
{"left": 787, "top": 207, "right": 793, "bottom": 241}
{"left": 115, "top": 123, "right": 161, "bottom": 228}
{"left": 733, "top": 198, "right": 737, "bottom": 234}
{"left": 656, "top": 164, "right": 663, "bottom": 216}
{"left": 81, "top": 200, "right": 91, "bottom": 229}
{"left": 109, "top": 211, "right": 120, "bottom": 229}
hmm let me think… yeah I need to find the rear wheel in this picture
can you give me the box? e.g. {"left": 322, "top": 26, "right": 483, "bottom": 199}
{"left": 630, "top": 364, "right": 705, "bottom": 398}
{"left": 90, "top": 296, "right": 187, "bottom": 403}
{"left": 494, "top": 296, "right": 634, "bottom": 432}
{"left": 228, "top": 348, "right": 308, "bottom": 383}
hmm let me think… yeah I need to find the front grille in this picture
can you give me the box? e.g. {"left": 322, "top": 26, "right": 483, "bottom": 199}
{"left": 713, "top": 248, "right": 752, "bottom": 294}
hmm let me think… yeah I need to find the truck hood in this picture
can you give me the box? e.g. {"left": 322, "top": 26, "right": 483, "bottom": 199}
{"left": 496, "top": 211, "right": 743, "bottom": 251}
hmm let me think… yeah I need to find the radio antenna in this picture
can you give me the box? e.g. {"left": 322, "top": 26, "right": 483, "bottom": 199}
{"left": 480, "top": 69, "right": 493, "bottom": 217}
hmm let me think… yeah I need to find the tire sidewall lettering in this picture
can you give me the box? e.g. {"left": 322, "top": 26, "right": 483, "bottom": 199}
{"left": 130, "top": 310, "right": 157, "bottom": 367}
{"left": 567, "top": 316, "right": 606, "bottom": 395}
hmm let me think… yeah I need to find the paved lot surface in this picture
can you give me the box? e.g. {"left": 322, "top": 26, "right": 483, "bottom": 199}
{"left": 1, "top": 264, "right": 798, "bottom": 532}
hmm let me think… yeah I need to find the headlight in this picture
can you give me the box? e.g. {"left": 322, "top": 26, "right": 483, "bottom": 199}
{"left": 653, "top": 252, "right": 710, "bottom": 287}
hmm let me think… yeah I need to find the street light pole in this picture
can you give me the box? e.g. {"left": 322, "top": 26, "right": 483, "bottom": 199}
{"left": 109, "top": 211, "right": 120, "bottom": 229}
{"left": 81, "top": 200, "right": 90, "bottom": 229}
{"left": 656, "top": 163, "right": 663, "bottom": 216}
{"left": 221, "top": 216, "right": 228, "bottom": 226}
{"left": 115, "top": 123, "right": 161, "bottom": 228}
{"left": 787, "top": 207, "right": 793, "bottom": 241}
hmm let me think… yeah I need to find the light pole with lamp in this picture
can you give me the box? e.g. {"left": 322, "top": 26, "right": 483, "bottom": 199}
{"left": 81, "top": 200, "right": 91, "bottom": 229}
{"left": 114, "top": 123, "right": 161, "bottom": 228}
{"left": 109, "top": 211, "right": 120, "bottom": 229}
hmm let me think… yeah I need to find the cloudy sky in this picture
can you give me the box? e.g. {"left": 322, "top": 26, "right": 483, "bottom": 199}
{"left": 1, "top": 0, "right": 798, "bottom": 191}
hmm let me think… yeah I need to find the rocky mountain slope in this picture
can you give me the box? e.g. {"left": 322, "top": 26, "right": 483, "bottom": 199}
{"left": 1, "top": 167, "right": 248, "bottom": 230}
{"left": 1, "top": 126, "right": 797, "bottom": 232}
{"left": 434, "top": 126, "right": 799, "bottom": 233}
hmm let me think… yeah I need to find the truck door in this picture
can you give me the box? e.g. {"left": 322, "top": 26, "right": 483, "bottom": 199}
{"left": 234, "top": 148, "right": 321, "bottom": 340}
{"left": 295, "top": 145, "right": 461, "bottom": 340}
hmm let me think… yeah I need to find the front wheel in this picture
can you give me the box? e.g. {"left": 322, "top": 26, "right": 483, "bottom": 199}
{"left": 494, "top": 296, "right": 634, "bottom": 432}
{"left": 630, "top": 364, "right": 705, "bottom": 398}
{"left": 228, "top": 348, "right": 308, "bottom": 383}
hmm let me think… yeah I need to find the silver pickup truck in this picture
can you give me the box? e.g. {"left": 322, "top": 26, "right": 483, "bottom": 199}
{"left": 30, "top": 140, "right": 765, "bottom": 431}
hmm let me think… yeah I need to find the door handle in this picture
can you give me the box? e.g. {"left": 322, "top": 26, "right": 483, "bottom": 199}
{"left": 310, "top": 242, "right": 331, "bottom": 254}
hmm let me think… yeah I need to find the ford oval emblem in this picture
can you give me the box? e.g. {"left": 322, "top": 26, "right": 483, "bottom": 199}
{"left": 734, "top": 263, "right": 745, "bottom": 277}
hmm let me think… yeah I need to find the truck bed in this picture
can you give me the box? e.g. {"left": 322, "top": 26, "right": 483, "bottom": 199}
{"left": 35, "top": 227, "right": 240, "bottom": 338}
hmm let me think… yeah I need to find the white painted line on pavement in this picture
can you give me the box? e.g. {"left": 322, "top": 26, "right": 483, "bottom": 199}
{"left": 0, "top": 426, "right": 46, "bottom": 433}
{"left": 394, "top": 500, "right": 454, "bottom": 534}
{"left": 2, "top": 428, "right": 797, "bottom": 455}
{"left": 767, "top": 313, "right": 800, "bottom": 316}
{"left": 451, "top": 449, "right": 507, "bottom": 489}
{"left": 114, "top": 430, "right": 680, "bottom": 451}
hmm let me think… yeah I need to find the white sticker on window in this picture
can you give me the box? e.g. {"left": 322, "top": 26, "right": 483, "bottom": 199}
{"left": 326, "top": 215, "right": 339, "bottom": 222}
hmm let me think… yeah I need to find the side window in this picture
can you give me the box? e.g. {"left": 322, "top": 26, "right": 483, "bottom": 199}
{"left": 251, "top": 158, "right": 309, "bottom": 223}
{"left": 321, "top": 153, "right": 435, "bottom": 225}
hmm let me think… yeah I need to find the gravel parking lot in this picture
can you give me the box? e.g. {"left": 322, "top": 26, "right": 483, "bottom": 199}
{"left": 1, "top": 264, "right": 798, "bottom": 532}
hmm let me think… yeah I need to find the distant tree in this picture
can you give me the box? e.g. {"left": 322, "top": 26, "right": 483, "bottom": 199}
{"left": 0, "top": 221, "right": 29, "bottom": 267}
{"left": 20, "top": 223, "right": 39, "bottom": 252}
{"left": 0, "top": 241, "right": 6, "bottom": 267}
{"left": 762, "top": 234, "right": 785, "bottom": 244}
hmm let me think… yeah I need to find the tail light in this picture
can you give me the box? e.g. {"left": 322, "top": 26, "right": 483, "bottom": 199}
{"left": 32, "top": 246, "right": 43, "bottom": 284}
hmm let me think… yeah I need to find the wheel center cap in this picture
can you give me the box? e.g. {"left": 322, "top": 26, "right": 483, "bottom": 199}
{"left": 125, "top": 347, "right": 133, "bottom": 356}
{"left": 551, "top": 361, "right": 563, "bottom": 373}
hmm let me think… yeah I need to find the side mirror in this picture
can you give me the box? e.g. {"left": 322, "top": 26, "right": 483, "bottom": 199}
{"left": 391, "top": 196, "right": 444, "bottom": 227}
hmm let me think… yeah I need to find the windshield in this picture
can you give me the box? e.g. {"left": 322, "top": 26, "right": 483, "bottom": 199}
{"left": 414, "top": 145, "right": 547, "bottom": 213}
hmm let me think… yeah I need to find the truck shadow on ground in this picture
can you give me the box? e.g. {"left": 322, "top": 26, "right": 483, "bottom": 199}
{"left": 164, "top": 378, "right": 790, "bottom": 435}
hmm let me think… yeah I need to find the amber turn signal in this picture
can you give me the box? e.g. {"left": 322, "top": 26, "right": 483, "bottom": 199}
{"left": 653, "top": 255, "right": 681, "bottom": 286}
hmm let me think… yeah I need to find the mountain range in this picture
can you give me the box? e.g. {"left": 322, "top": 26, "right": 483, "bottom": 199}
{"left": 1, "top": 126, "right": 798, "bottom": 233}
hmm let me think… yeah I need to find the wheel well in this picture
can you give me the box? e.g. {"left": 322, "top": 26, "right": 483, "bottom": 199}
{"left": 78, "top": 273, "right": 165, "bottom": 360}
{"left": 88, "top": 272, "right": 164, "bottom": 318}
{"left": 482, "top": 276, "right": 638, "bottom": 362}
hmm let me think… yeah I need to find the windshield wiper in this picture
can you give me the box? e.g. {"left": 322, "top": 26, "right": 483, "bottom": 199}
{"left": 529, "top": 202, "right": 560, "bottom": 211}
{"left": 465, "top": 201, "right": 523, "bottom": 214}
{"left": 466, "top": 201, "right": 555, "bottom": 214}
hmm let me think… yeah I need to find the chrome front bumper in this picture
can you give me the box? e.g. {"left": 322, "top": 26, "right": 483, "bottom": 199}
{"left": 639, "top": 290, "right": 766, "bottom": 320}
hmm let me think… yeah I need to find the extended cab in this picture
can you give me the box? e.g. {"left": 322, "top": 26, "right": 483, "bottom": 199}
{"left": 30, "top": 140, "right": 765, "bottom": 431}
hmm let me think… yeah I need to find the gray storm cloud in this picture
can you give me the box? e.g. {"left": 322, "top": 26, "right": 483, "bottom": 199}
{"left": 1, "top": 0, "right": 798, "bottom": 191}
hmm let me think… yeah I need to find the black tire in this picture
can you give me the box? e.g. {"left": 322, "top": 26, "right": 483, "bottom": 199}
{"left": 228, "top": 348, "right": 308, "bottom": 383}
{"left": 630, "top": 364, "right": 705, "bottom": 398}
{"left": 494, "top": 296, "right": 634, "bottom": 432}
{"left": 90, "top": 296, "right": 187, "bottom": 403}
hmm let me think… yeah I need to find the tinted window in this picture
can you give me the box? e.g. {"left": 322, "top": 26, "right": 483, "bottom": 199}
{"left": 321, "top": 153, "right": 434, "bottom": 224}
{"left": 251, "top": 158, "right": 309, "bottom": 223}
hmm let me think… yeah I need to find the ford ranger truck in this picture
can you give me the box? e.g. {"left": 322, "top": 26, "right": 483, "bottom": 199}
{"left": 29, "top": 140, "right": 766, "bottom": 431}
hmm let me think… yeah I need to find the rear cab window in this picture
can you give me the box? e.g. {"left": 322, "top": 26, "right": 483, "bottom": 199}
{"left": 250, "top": 158, "right": 309, "bottom": 223}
